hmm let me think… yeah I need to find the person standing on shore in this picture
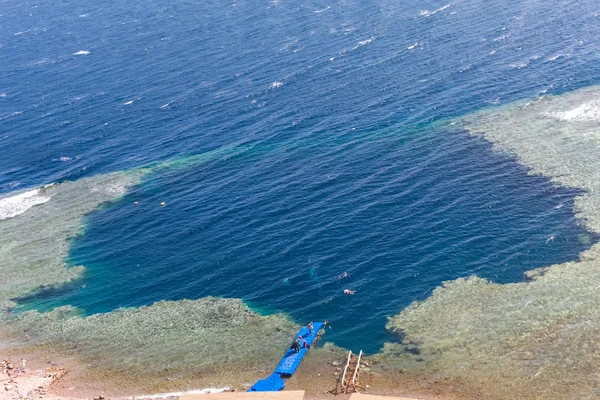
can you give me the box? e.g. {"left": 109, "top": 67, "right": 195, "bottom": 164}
{"left": 308, "top": 321, "right": 314, "bottom": 335}
{"left": 290, "top": 338, "right": 300, "bottom": 353}
{"left": 21, "top": 358, "right": 26, "bottom": 371}
{"left": 300, "top": 336, "right": 309, "bottom": 349}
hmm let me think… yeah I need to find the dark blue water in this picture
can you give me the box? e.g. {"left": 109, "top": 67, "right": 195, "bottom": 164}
{"left": 2, "top": 0, "right": 600, "bottom": 353}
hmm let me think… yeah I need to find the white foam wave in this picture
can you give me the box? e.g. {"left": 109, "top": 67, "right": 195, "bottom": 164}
{"left": 352, "top": 36, "right": 375, "bottom": 50}
{"left": 549, "top": 100, "right": 600, "bottom": 122}
{"left": 270, "top": 81, "right": 284, "bottom": 89}
{"left": 32, "top": 58, "right": 56, "bottom": 65}
{"left": 420, "top": 4, "right": 451, "bottom": 17}
{"left": 73, "top": 50, "right": 90, "bottom": 55}
{"left": 215, "top": 90, "right": 238, "bottom": 98}
{"left": 510, "top": 61, "right": 528, "bottom": 69}
{"left": 548, "top": 53, "right": 564, "bottom": 62}
{"left": 133, "top": 387, "right": 229, "bottom": 399}
{"left": 357, "top": 37, "right": 374, "bottom": 46}
{"left": 124, "top": 100, "right": 134, "bottom": 105}
{"left": 279, "top": 39, "right": 297, "bottom": 52}
{"left": 0, "top": 189, "right": 51, "bottom": 220}
{"left": 0, "top": 111, "right": 23, "bottom": 121}
{"left": 315, "top": 6, "right": 330, "bottom": 13}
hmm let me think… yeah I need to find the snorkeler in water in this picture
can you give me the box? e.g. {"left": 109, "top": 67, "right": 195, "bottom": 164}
{"left": 336, "top": 271, "right": 349, "bottom": 280}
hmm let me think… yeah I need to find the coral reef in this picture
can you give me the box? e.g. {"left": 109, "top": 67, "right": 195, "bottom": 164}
{"left": 7, "top": 298, "right": 298, "bottom": 387}
{"left": 0, "top": 170, "right": 147, "bottom": 310}
{"left": 380, "top": 86, "right": 600, "bottom": 399}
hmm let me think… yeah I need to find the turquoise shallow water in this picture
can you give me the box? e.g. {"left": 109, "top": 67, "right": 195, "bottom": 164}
{"left": 2, "top": 0, "right": 600, "bottom": 353}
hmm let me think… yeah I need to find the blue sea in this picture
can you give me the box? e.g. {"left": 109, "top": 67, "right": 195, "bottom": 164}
{"left": 2, "top": 0, "right": 600, "bottom": 354}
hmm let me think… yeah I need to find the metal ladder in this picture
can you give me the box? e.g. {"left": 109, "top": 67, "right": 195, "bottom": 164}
{"left": 331, "top": 350, "right": 365, "bottom": 394}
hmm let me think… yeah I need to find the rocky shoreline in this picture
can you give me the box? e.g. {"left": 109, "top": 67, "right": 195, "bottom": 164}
{"left": 0, "top": 344, "right": 466, "bottom": 400}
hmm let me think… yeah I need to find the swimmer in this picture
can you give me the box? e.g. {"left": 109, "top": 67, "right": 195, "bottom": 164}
{"left": 337, "top": 271, "right": 349, "bottom": 280}
{"left": 343, "top": 289, "right": 356, "bottom": 295}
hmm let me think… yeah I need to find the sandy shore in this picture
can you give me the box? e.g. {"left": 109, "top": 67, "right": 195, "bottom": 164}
{"left": 0, "top": 359, "right": 68, "bottom": 400}
{"left": 1, "top": 340, "right": 470, "bottom": 400}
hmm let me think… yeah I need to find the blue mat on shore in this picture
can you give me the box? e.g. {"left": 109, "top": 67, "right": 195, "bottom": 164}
{"left": 274, "top": 322, "right": 324, "bottom": 376}
{"left": 248, "top": 373, "right": 285, "bottom": 392}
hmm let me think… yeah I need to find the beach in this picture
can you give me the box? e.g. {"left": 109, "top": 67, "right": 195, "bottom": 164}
{"left": 0, "top": 343, "right": 471, "bottom": 400}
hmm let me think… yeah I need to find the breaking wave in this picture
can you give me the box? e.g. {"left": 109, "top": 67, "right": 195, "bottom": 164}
{"left": 0, "top": 189, "right": 51, "bottom": 220}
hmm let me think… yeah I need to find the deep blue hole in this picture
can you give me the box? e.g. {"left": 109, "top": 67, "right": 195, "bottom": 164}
{"left": 20, "top": 128, "right": 596, "bottom": 354}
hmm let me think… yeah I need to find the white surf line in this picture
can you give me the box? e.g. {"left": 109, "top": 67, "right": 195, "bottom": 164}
{"left": 315, "top": 6, "right": 330, "bottom": 13}
{"left": 130, "top": 387, "right": 230, "bottom": 399}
